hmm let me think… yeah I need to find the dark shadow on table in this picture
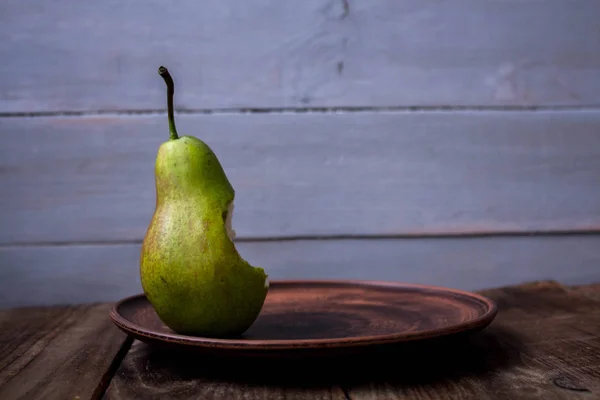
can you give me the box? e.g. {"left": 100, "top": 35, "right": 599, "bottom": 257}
{"left": 122, "top": 324, "right": 524, "bottom": 388}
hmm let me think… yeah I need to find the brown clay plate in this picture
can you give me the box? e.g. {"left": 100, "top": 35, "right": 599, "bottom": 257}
{"left": 110, "top": 280, "right": 497, "bottom": 356}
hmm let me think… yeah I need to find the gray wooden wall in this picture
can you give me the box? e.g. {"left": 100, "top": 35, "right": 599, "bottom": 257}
{"left": 1, "top": 0, "right": 600, "bottom": 308}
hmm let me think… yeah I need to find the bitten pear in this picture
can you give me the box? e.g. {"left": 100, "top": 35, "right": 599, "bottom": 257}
{"left": 140, "top": 66, "right": 268, "bottom": 338}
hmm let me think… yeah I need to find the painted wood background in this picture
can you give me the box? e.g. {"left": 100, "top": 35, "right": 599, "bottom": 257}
{"left": 1, "top": 0, "right": 599, "bottom": 307}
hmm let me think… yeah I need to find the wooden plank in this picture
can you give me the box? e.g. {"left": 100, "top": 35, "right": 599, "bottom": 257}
{"left": 346, "top": 282, "right": 600, "bottom": 399}
{"left": 1, "top": 235, "right": 600, "bottom": 308}
{"left": 2, "top": 111, "right": 600, "bottom": 244}
{"left": 1, "top": 0, "right": 600, "bottom": 112}
{"left": 0, "top": 303, "right": 131, "bottom": 400}
{"left": 104, "top": 340, "right": 347, "bottom": 399}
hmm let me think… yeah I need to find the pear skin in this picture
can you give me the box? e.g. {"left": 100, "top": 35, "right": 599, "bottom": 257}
{"left": 140, "top": 67, "right": 268, "bottom": 338}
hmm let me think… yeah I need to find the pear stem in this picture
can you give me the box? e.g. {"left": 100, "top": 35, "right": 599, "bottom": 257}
{"left": 158, "top": 66, "right": 179, "bottom": 140}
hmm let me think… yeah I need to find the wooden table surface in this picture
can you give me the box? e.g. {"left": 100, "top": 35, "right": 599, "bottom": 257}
{"left": 1, "top": 281, "right": 599, "bottom": 400}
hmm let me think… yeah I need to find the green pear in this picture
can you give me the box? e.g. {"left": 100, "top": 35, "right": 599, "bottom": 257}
{"left": 140, "top": 66, "right": 269, "bottom": 338}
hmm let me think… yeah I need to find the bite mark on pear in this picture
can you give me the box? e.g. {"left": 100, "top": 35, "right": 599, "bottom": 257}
{"left": 223, "top": 200, "right": 270, "bottom": 289}
{"left": 224, "top": 201, "right": 236, "bottom": 241}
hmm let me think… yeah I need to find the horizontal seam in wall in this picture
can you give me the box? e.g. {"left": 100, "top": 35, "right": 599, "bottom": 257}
{"left": 1, "top": 229, "right": 600, "bottom": 249}
{"left": 2, "top": 105, "right": 600, "bottom": 118}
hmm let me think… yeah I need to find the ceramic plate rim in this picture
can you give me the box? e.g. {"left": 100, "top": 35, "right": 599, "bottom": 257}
{"left": 109, "top": 279, "right": 498, "bottom": 350}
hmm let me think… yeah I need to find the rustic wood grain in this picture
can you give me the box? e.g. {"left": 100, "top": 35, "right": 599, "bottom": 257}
{"left": 2, "top": 111, "right": 600, "bottom": 245}
{"left": 1, "top": 0, "right": 600, "bottom": 112}
{"left": 0, "top": 303, "right": 130, "bottom": 400}
{"left": 345, "top": 282, "right": 600, "bottom": 399}
{"left": 105, "top": 340, "right": 347, "bottom": 399}
{"left": 2, "top": 235, "right": 600, "bottom": 308}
